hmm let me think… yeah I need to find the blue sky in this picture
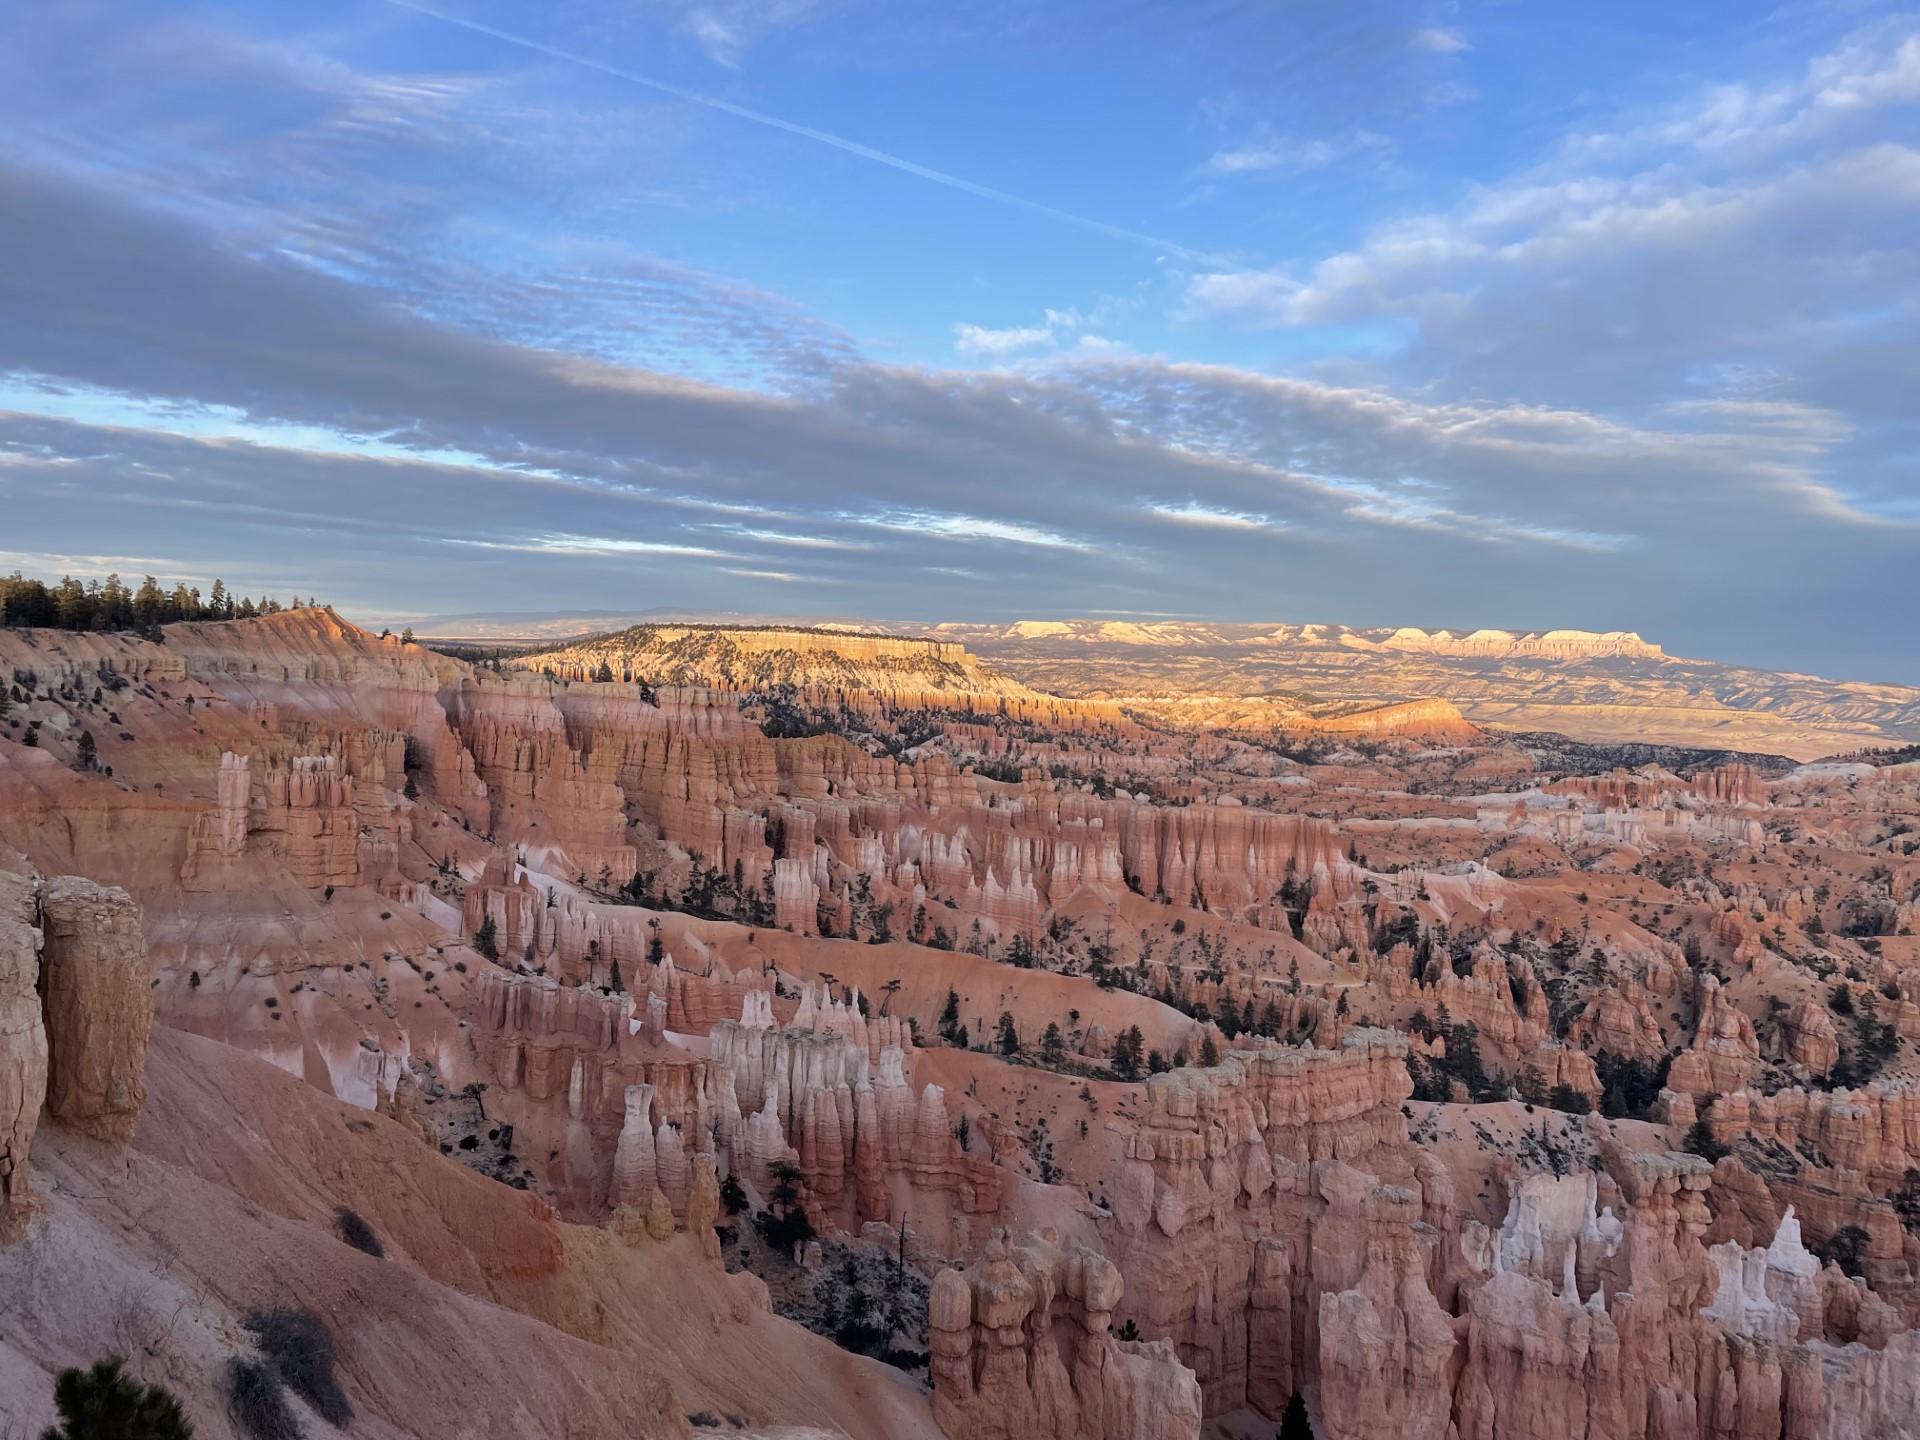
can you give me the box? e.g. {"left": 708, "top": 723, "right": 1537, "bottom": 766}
{"left": 1, "top": 0, "right": 1917, "bottom": 678}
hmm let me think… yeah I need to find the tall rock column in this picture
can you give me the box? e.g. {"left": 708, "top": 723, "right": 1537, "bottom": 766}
{"left": 1, "top": 869, "right": 47, "bottom": 1240}
{"left": 930, "top": 1229, "right": 1202, "bottom": 1440}
{"left": 611, "top": 1085, "right": 659, "bottom": 1208}
{"left": 39, "top": 877, "right": 153, "bottom": 1144}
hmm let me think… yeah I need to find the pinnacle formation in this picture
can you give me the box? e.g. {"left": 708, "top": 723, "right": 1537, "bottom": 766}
{"left": 3, "top": 606, "right": 1919, "bottom": 1440}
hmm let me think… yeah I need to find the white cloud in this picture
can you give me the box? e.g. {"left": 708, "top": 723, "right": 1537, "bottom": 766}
{"left": 451, "top": 533, "right": 737, "bottom": 558}
{"left": 716, "top": 527, "right": 872, "bottom": 549}
{"left": 1199, "top": 129, "right": 1389, "bottom": 178}
{"left": 1150, "top": 503, "right": 1276, "bottom": 530}
{"left": 1409, "top": 27, "right": 1470, "bottom": 54}
{"left": 956, "top": 295, "right": 1144, "bottom": 360}
{"left": 678, "top": 0, "right": 823, "bottom": 66}
{"left": 864, "top": 510, "right": 1094, "bottom": 551}
{"left": 1566, "top": 33, "right": 1920, "bottom": 164}
{"left": 953, "top": 321, "right": 1055, "bottom": 357}
{"left": 1203, "top": 138, "right": 1338, "bottom": 176}
{"left": 1183, "top": 24, "right": 1920, "bottom": 331}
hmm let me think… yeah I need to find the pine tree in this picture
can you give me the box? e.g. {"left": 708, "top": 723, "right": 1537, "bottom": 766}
{"left": 1278, "top": 1390, "right": 1312, "bottom": 1440}
{"left": 74, "top": 730, "right": 97, "bottom": 771}
{"left": 472, "top": 914, "right": 500, "bottom": 961}
{"left": 996, "top": 1011, "right": 1020, "bottom": 1055}
{"left": 1684, "top": 1116, "right": 1729, "bottom": 1163}
{"left": 1199, "top": 1034, "right": 1220, "bottom": 1067}
{"left": 41, "top": 1356, "right": 195, "bottom": 1439}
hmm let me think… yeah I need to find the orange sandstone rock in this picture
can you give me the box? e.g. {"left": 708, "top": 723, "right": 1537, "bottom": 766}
{"left": 39, "top": 875, "right": 152, "bottom": 1144}
{"left": 0, "top": 867, "right": 46, "bottom": 1237}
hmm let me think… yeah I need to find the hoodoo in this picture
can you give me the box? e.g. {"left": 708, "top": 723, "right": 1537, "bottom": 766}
{"left": 3, "top": 605, "right": 1917, "bottom": 1438}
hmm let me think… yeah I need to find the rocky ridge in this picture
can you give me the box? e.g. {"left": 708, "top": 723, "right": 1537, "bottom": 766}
{"left": 930, "top": 619, "right": 1920, "bottom": 758}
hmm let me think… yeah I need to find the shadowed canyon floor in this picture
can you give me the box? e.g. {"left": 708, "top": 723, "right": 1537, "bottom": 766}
{"left": 5, "top": 609, "right": 1920, "bottom": 1438}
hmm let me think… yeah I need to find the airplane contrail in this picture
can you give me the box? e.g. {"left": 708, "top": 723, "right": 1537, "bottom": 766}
{"left": 377, "top": 0, "right": 1246, "bottom": 270}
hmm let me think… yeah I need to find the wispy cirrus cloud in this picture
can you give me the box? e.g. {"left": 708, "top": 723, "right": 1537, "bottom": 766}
{"left": 1199, "top": 128, "right": 1390, "bottom": 177}
{"left": 1408, "top": 27, "right": 1469, "bottom": 54}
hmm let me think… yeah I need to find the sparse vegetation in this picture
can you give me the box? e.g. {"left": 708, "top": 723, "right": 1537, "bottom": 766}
{"left": 1684, "top": 1117, "right": 1730, "bottom": 1163}
{"left": 241, "top": 1307, "right": 352, "bottom": 1428}
{"left": 1813, "top": 1223, "right": 1871, "bottom": 1279}
{"left": 754, "top": 1160, "right": 816, "bottom": 1253}
{"left": 333, "top": 1206, "right": 383, "bottom": 1257}
{"left": 41, "top": 1357, "right": 194, "bottom": 1440}
{"left": 226, "top": 1357, "right": 298, "bottom": 1440}
{"left": 1, "top": 571, "right": 315, "bottom": 632}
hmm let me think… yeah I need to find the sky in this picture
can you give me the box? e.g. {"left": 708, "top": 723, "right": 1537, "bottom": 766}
{"left": 1, "top": 1, "right": 1917, "bottom": 680}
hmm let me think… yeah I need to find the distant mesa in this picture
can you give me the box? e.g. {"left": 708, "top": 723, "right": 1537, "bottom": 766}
{"left": 953, "top": 618, "right": 1666, "bottom": 661}
{"left": 371, "top": 608, "right": 1920, "bottom": 758}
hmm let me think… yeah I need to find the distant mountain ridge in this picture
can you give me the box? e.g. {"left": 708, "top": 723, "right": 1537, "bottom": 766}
{"left": 928, "top": 620, "right": 1920, "bottom": 759}
{"left": 390, "top": 608, "right": 1920, "bottom": 759}
{"left": 504, "top": 621, "right": 1481, "bottom": 742}
{"left": 975, "top": 620, "right": 1666, "bottom": 661}
{"left": 515, "top": 622, "right": 1003, "bottom": 696}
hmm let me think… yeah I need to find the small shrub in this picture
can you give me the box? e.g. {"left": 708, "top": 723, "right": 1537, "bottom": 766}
{"left": 1894, "top": 1168, "right": 1920, "bottom": 1233}
{"left": 242, "top": 1308, "right": 352, "bottom": 1427}
{"left": 754, "top": 1205, "right": 815, "bottom": 1252}
{"left": 1684, "top": 1118, "right": 1730, "bottom": 1164}
{"left": 226, "top": 1356, "right": 298, "bottom": 1440}
{"left": 834, "top": 1310, "right": 889, "bottom": 1355}
{"left": 42, "top": 1356, "right": 194, "bottom": 1440}
{"left": 334, "top": 1206, "right": 383, "bottom": 1257}
{"left": 1547, "top": 1083, "right": 1592, "bottom": 1115}
{"left": 1814, "top": 1223, "right": 1872, "bottom": 1279}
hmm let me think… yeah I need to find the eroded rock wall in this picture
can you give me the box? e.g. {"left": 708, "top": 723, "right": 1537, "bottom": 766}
{"left": 930, "top": 1229, "right": 1203, "bottom": 1440}
{"left": 39, "top": 875, "right": 154, "bottom": 1143}
{"left": 0, "top": 867, "right": 46, "bottom": 1237}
